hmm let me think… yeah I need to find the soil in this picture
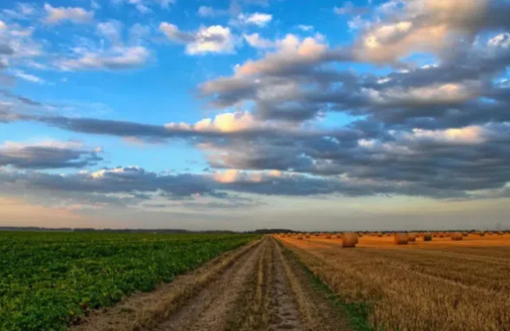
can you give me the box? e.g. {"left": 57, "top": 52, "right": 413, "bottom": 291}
{"left": 71, "top": 237, "right": 352, "bottom": 331}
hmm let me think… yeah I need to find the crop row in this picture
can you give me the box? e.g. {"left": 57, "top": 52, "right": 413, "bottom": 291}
{"left": 0, "top": 232, "right": 257, "bottom": 331}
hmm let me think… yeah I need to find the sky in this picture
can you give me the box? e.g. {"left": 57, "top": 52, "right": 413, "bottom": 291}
{"left": 0, "top": 0, "right": 510, "bottom": 231}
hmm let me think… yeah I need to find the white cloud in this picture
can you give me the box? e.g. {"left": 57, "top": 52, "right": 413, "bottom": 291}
{"left": 159, "top": 23, "right": 194, "bottom": 43}
{"left": 111, "top": 0, "right": 175, "bottom": 13}
{"left": 197, "top": 6, "right": 228, "bottom": 18}
{"left": 232, "top": 12, "right": 272, "bottom": 27}
{"left": 235, "top": 34, "right": 328, "bottom": 76}
{"left": 488, "top": 33, "right": 510, "bottom": 49}
{"left": 194, "top": 111, "right": 261, "bottom": 132}
{"left": 129, "top": 23, "right": 150, "bottom": 44}
{"left": 334, "top": 1, "right": 369, "bottom": 15}
{"left": 11, "top": 69, "right": 46, "bottom": 84}
{"left": 58, "top": 46, "right": 150, "bottom": 71}
{"left": 1, "top": 140, "right": 84, "bottom": 151}
{"left": 0, "top": 23, "right": 42, "bottom": 60}
{"left": 297, "top": 25, "right": 314, "bottom": 32}
{"left": 409, "top": 127, "right": 486, "bottom": 145}
{"left": 97, "top": 21, "right": 123, "bottom": 43}
{"left": 366, "top": 82, "right": 479, "bottom": 106}
{"left": 212, "top": 169, "right": 284, "bottom": 184}
{"left": 160, "top": 23, "right": 236, "bottom": 55}
{"left": 2, "top": 3, "right": 35, "bottom": 20}
{"left": 165, "top": 111, "right": 288, "bottom": 134}
{"left": 244, "top": 33, "right": 275, "bottom": 49}
{"left": 352, "top": 0, "right": 491, "bottom": 63}
{"left": 44, "top": 4, "right": 94, "bottom": 25}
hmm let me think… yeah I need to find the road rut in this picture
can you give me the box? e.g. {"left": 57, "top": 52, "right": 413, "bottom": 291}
{"left": 148, "top": 237, "right": 351, "bottom": 331}
{"left": 72, "top": 237, "right": 352, "bottom": 331}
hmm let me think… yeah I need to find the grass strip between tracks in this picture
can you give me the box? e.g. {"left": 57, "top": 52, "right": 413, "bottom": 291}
{"left": 277, "top": 240, "right": 375, "bottom": 331}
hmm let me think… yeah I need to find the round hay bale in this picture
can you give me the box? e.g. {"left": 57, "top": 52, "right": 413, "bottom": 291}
{"left": 297, "top": 235, "right": 304, "bottom": 240}
{"left": 305, "top": 234, "right": 310, "bottom": 238}
{"left": 451, "top": 232, "right": 463, "bottom": 241}
{"left": 342, "top": 232, "right": 357, "bottom": 248}
{"left": 325, "top": 234, "right": 332, "bottom": 239}
{"left": 423, "top": 232, "right": 432, "bottom": 241}
{"left": 394, "top": 233, "right": 409, "bottom": 245}
{"left": 462, "top": 232, "right": 469, "bottom": 237}
{"left": 408, "top": 232, "right": 417, "bottom": 242}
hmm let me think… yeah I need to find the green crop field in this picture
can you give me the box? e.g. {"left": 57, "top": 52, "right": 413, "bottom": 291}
{"left": 0, "top": 231, "right": 257, "bottom": 331}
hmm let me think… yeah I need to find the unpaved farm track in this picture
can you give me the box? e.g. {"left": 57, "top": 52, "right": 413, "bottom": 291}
{"left": 72, "top": 237, "right": 351, "bottom": 331}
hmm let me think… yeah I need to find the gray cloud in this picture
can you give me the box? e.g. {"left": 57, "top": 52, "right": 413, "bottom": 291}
{"left": 0, "top": 89, "right": 44, "bottom": 107}
{"left": 197, "top": 0, "right": 510, "bottom": 127}
{"left": 0, "top": 162, "right": 493, "bottom": 205}
{"left": 0, "top": 144, "right": 102, "bottom": 169}
{"left": 2, "top": 110, "right": 362, "bottom": 142}
{"left": 200, "top": 40, "right": 510, "bottom": 124}
{"left": 0, "top": 44, "right": 14, "bottom": 55}
{"left": 2, "top": 0, "right": 510, "bottom": 211}
{"left": 205, "top": 121, "right": 510, "bottom": 198}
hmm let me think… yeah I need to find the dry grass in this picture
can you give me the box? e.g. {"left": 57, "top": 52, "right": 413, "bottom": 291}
{"left": 277, "top": 234, "right": 510, "bottom": 331}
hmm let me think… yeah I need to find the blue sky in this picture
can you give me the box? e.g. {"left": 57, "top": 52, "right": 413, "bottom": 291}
{"left": 0, "top": 0, "right": 510, "bottom": 230}
{"left": 0, "top": 0, "right": 359, "bottom": 172}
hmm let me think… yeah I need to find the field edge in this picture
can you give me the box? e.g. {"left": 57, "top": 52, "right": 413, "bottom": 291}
{"left": 276, "top": 238, "right": 375, "bottom": 331}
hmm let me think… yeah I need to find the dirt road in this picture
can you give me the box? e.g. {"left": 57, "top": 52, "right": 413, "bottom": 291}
{"left": 73, "top": 237, "right": 351, "bottom": 331}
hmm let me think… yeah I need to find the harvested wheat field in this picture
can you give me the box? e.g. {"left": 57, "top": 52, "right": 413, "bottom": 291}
{"left": 276, "top": 233, "right": 510, "bottom": 331}
{"left": 71, "top": 236, "right": 352, "bottom": 331}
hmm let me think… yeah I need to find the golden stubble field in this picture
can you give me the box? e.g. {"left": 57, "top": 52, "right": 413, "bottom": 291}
{"left": 276, "top": 233, "right": 510, "bottom": 331}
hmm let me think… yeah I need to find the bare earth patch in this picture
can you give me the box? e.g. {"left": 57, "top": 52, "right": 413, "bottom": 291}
{"left": 72, "top": 237, "right": 352, "bottom": 331}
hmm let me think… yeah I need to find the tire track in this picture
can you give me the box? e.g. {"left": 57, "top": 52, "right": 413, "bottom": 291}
{"left": 151, "top": 238, "right": 267, "bottom": 331}
{"left": 73, "top": 236, "right": 352, "bottom": 331}
{"left": 148, "top": 237, "right": 352, "bottom": 331}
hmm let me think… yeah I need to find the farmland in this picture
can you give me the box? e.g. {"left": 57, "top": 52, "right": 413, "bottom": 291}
{"left": 2, "top": 231, "right": 510, "bottom": 331}
{"left": 70, "top": 236, "right": 352, "bottom": 331}
{"left": 278, "top": 233, "right": 510, "bottom": 331}
{"left": 0, "top": 231, "right": 256, "bottom": 331}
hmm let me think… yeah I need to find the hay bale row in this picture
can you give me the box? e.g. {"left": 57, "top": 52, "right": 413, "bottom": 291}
{"left": 451, "top": 232, "right": 463, "bottom": 241}
{"left": 342, "top": 232, "right": 358, "bottom": 248}
{"left": 408, "top": 232, "right": 417, "bottom": 242}
{"left": 394, "top": 233, "right": 409, "bottom": 245}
